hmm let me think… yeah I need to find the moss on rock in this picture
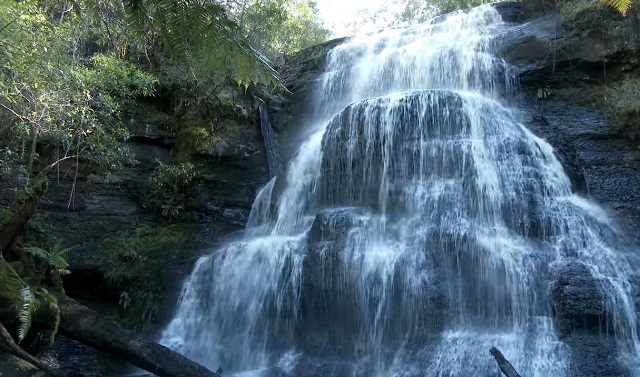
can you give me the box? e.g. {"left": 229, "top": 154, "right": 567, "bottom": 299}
{"left": 103, "top": 223, "right": 191, "bottom": 330}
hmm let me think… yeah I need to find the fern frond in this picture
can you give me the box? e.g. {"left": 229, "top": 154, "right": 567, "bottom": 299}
{"left": 24, "top": 239, "right": 74, "bottom": 270}
{"left": 17, "top": 286, "right": 37, "bottom": 343}
{"left": 113, "top": 0, "right": 283, "bottom": 88}
{"left": 0, "top": 259, "right": 24, "bottom": 304}
{"left": 600, "top": 0, "right": 633, "bottom": 14}
{"left": 23, "top": 246, "right": 50, "bottom": 260}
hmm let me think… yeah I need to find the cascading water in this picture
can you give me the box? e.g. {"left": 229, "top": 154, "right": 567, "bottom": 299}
{"left": 161, "top": 5, "right": 640, "bottom": 376}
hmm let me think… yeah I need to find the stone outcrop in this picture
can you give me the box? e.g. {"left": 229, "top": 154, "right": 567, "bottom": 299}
{"left": 501, "top": 3, "right": 640, "bottom": 376}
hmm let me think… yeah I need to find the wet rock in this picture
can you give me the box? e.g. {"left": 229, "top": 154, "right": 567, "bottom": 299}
{"left": 222, "top": 208, "right": 249, "bottom": 226}
{"left": 522, "top": 99, "right": 640, "bottom": 244}
{"left": 564, "top": 335, "right": 625, "bottom": 377}
{"left": 299, "top": 241, "right": 449, "bottom": 364}
{"left": 549, "top": 259, "right": 606, "bottom": 336}
{"left": 201, "top": 140, "right": 261, "bottom": 160}
{"left": 307, "top": 207, "right": 367, "bottom": 243}
{"left": 500, "top": 8, "right": 640, "bottom": 81}
{"left": 128, "top": 122, "right": 175, "bottom": 146}
{"left": 318, "top": 90, "right": 470, "bottom": 209}
{"left": 492, "top": 1, "right": 524, "bottom": 22}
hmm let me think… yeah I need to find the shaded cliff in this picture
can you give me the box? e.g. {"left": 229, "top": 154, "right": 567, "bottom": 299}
{"left": 0, "top": 82, "right": 272, "bottom": 375}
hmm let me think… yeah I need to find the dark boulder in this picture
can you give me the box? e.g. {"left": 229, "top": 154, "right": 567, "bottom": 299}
{"left": 307, "top": 207, "right": 368, "bottom": 244}
{"left": 550, "top": 259, "right": 606, "bottom": 336}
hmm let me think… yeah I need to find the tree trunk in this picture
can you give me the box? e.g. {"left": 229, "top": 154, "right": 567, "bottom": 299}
{"left": 0, "top": 159, "right": 69, "bottom": 253}
{"left": 0, "top": 175, "right": 47, "bottom": 253}
{"left": 58, "top": 296, "right": 222, "bottom": 377}
{"left": 490, "top": 346, "right": 523, "bottom": 377}
{"left": 0, "top": 321, "right": 68, "bottom": 377}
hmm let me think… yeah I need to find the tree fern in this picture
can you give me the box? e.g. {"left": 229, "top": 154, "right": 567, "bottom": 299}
{"left": 0, "top": 258, "right": 36, "bottom": 343}
{"left": 119, "top": 0, "right": 282, "bottom": 88}
{"left": 67, "top": 0, "right": 282, "bottom": 88}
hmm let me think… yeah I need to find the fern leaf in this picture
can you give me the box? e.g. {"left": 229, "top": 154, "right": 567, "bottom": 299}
{"left": 17, "top": 287, "right": 37, "bottom": 343}
{"left": 0, "top": 261, "right": 24, "bottom": 304}
{"left": 23, "top": 246, "right": 50, "bottom": 260}
{"left": 119, "top": 0, "right": 283, "bottom": 88}
{"left": 600, "top": 0, "right": 633, "bottom": 14}
{"left": 24, "top": 240, "right": 74, "bottom": 270}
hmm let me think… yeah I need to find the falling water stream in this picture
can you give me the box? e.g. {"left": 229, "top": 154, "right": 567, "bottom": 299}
{"left": 161, "top": 5, "right": 640, "bottom": 376}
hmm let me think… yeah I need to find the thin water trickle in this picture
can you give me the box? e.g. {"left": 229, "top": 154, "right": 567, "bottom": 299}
{"left": 161, "top": 5, "right": 640, "bottom": 376}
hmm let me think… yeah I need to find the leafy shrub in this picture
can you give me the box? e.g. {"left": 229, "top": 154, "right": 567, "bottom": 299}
{"left": 150, "top": 161, "right": 197, "bottom": 217}
{"left": 104, "top": 224, "right": 189, "bottom": 330}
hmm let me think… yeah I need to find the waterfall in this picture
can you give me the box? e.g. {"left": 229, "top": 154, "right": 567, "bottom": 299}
{"left": 161, "top": 5, "right": 640, "bottom": 376}
{"left": 258, "top": 101, "right": 282, "bottom": 177}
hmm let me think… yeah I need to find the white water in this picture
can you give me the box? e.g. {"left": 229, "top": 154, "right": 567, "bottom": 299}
{"left": 161, "top": 5, "right": 640, "bottom": 376}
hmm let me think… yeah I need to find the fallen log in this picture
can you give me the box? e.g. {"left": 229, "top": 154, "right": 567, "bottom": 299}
{"left": 490, "top": 346, "right": 523, "bottom": 377}
{"left": 0, "top": 321, "right": 68, "bottom": 377}
{"left": 58, "top": 296, "right": 221, "bottom": 377}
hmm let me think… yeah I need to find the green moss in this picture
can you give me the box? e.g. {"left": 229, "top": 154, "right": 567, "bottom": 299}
{"left": 560, "top": 0, "right": 605, "bottom": 32}
{"left": 170, "top": 110, "right": 250, "bottom": 163}
{"left": 103, "top": 223, "right": 192, "bottom": 330}
{"left": 1, "top": 209, "right": 11, "bottom": 228}
{"left": 600, "top": 77, "right": 640, "bottom": 139}
{"left": 604, "top": 78, "right": 640, "bottom": 114}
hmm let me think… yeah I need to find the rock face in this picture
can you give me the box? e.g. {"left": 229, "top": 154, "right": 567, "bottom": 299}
{"left": 36, "top": 97, "right": 269, "bottom": 273}
{"left": 500, "top": 4, "right": 640, "bottom": 376}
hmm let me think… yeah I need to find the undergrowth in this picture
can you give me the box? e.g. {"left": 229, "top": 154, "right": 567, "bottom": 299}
{"left": 104, "top": 223, "right": 190, "bottom": 330}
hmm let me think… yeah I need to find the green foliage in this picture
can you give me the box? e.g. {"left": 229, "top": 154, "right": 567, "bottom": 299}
{"left": 604, "top": 79, "right": 640, "bottom": 114}
{"left": 355, "top": 0, "right": 493, "bottom": 30}
{"left": 559, "top": 0, "right": 610, "bottom": 32}
{"left": 0, "top": 257, "right": 61, "bottom": 344}
{"left": 432, "top": 0, "right": 492, "bottom": 15}
{"left": 0, "top": 0, "right": 159, "bottom": 176}
{"left": 600, "top": 0, "right": 635, "bottom": 14}
{"left": 221, "top": 0, "right": 331, "bottom": 61}
{"left": 104, "top": 223, "right": 189, "bottom": 329}
{"left": 105, "top": 224, "right": 187, "bottom": 282}
{"left": 73, "top": 55, "right": 158, "bottom": 99}
{"left": 597, "top": 77, "right": 640, "bottom": 140}
{"left": 111, "top": 0, "right": 283, "bottom": 89}
{"left": 24, "top": 239, "right": 75, "bottom": 276}
{"left": 537, "top": 86, "right": 552, "bottom": 100}
{"left": 17, "top": 287, "right": 37, "bottom": 343}
{"left": 118, "top": 288, "right": 162, "bottom": 330}
{"left": 150, "top": 161, "right": 197, "bottom": 217}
